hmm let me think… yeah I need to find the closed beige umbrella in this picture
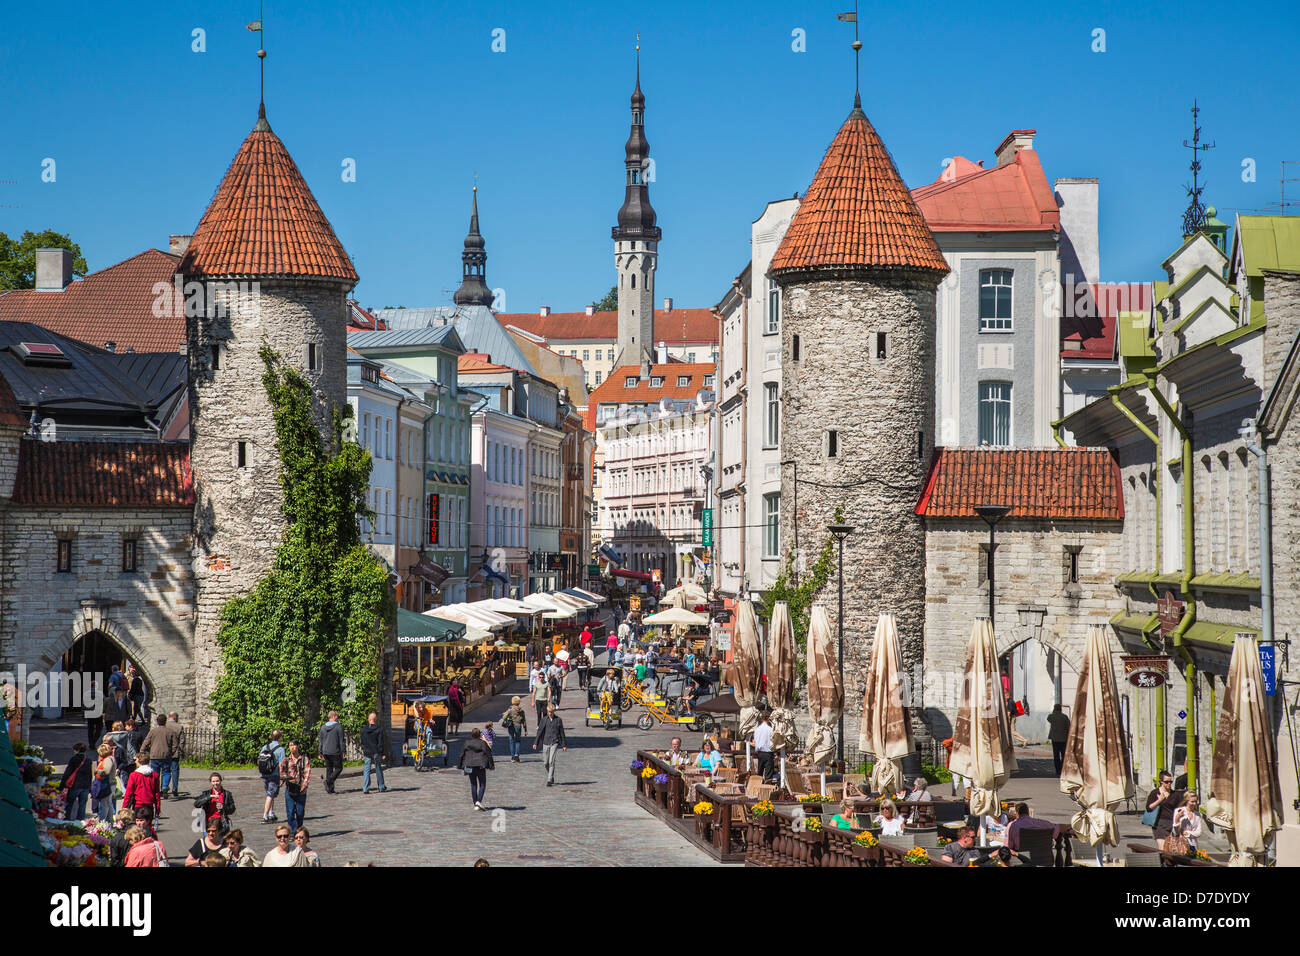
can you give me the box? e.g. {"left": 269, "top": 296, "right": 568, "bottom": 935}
{"left": 1205, "top": 633, "right": 1283, "bottom": 864}
{"left": 731, "top": 600, "right": 763, "bottom": 736}
{"left": 767, "top": 601, "right": 798, "bottom": 751}
{"left": 805, "top": 604, "right": 844, "bottom": 766}
{"left": 859, "top": 611, "right": 915, "bottom": 795}
{"left": 949, "top": 617, "right": 1016, "bottom": 819}
{"left": 1060, "top": 624, "right": 1133, "bottom": 862}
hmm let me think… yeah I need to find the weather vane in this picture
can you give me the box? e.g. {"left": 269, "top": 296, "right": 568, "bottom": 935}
{"left": 1181, "top": 99, "right": 1215, "bottom": 236}
{"left": 246, "top": 2, "right": 266, "bottom": 111}
{"left": 837, "top": 3, "right": 861, "bottom": 107}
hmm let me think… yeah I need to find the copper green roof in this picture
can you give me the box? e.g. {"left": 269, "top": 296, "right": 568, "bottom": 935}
{"left": 1189, "top": 571, "right": 1261, "bottom": 592}
{"left": 1234, "top": 216, "right": 1300, "bottom": 277}
{"left": 1183, "top": 620, "right": 1259, "bottom": 648}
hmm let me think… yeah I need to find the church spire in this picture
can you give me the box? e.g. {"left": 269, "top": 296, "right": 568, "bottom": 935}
{"left": 613, "top": 41, "right": 660, "bottom": 243}
{"left": 453, "top": 186, "right": 494, "bottom": 308}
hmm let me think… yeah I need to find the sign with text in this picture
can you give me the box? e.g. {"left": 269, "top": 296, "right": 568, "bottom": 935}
{"left": 651, "top": 568, "right": 662, "bottom": 584}
{"left": 702, "top": 508, "right": 713, "bottom": 547}
{"left": 1121, "top": 654, "right": 1170, "bottom": 689}
{"left": 1260, "top": 646, "right": 1276, "bottom": 696}
{"left": 427, "top": 493, "right": 440, "bottom": 545}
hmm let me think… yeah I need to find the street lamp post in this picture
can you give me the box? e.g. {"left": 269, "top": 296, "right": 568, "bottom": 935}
{"left": 974, "top": 505, "right": 1011, "bottom": 623}
{"left": 828, "top": 523, "right": 855, "bottom": 764}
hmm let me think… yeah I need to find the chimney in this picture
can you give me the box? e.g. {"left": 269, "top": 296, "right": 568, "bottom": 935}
{"left": 169, "top": 234, "right": 193, "bottom": 257}
{"left": 656, "top": 340, "right": 668, "bottom": 364}
{"left": 539, "top": 305, "right": 551, "bottom": 317}
{"left": 35, "top": 248, "right": 73, "bottom": 291}
{"left": 585, "top": 305, "right": 595, "bottom": 316}
{"left": 994, "top": 129, "right": 1036, "bottom": 167}
{"left": 1055, "top": 178, "right": 1100, "bottom": 287}
{"left": 663, "top": 297, "right": 673, "bottom": 311}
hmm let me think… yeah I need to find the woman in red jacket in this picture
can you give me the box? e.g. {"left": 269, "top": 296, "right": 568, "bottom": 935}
{"left": 121, "top": 748, "right": 162, "bottom": 817}
{"left": 123, "top": 825, "right": 168, "bottom": 867}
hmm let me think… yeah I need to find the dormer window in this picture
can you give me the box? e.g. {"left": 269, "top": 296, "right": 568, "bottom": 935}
{"left": 677, "top": 375, "right": 691, "bottom": 387}
{"left": 625, "top": 376, "right": 639, "bottom": 388}
{"left": 650, "top": 376, "right": 664, "bottom": 388}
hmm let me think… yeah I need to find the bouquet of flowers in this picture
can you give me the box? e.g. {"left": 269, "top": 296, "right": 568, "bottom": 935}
{"left": 751, "top": 800, "right": 774, "bottom": 817}
{"left": 904, "top": 846, "right": 933, "bottom": 865}
{"left": 640, "top": 766, "right": 657, "bottom": 779}
{"left": 693, "top": 800, "right": 714, "bottom": 816}
{"left": 854, "top": 831, "right": 878, "bottom": 847}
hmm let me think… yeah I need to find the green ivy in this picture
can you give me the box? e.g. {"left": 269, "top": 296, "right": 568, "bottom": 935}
{"left": 209, "top": 346, "right": 394, "bottom": 761}
{"left": 761, "top": 505, "right": 844, "bottom": 688}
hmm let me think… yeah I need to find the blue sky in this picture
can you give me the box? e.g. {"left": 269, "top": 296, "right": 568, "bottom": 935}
{"left": 3, "top": 0, "right": 1297, "bottom": 312}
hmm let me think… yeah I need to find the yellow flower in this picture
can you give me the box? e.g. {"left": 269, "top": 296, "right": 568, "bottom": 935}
{"left": 805, "top": 817, "right": 822, "bottom": 831}
{"left": 640, "top": 766, "right": 656, "bottom": 779}
{"left": 854, "top": 831, "right": 878, "bottom": 847}
{"left": 752, "top": 800, "right": 774, "bottom": 817}
{"left": 693, "top": 801, "right": 714, "bottom": 815}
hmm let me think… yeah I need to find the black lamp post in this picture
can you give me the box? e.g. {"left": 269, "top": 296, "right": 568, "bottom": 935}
{"left": 828, "top": 523, "right": 855, "bottom": 763}
{"left": 974, "top": 505, "right": 1011, "bottom": 623}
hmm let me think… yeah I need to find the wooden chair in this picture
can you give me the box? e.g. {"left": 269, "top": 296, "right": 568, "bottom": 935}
{"left": 744, "top": 776, "right": 767, "bottom": 798}
{"left": 715, "top": 767, "right": 738, "bottom": 783}
{"left": 785, "top": 773, "right": 809, "bottom": 796}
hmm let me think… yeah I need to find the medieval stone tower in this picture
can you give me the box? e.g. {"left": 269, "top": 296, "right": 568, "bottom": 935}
{"left": 612, "top": 59, "right": 659, "bottom": 369}
{"left": 182, "top": 104, "right": 358, "bottom": 725}
{"left": 770, "top": 94, "right": 949, "bottom": 741}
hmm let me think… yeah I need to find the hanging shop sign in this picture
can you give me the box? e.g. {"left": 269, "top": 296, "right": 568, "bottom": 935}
{"left": 1121, "top": 655, "right": 1170, "bottom": 689}
{"left": 1156, "top": 590, "right": 1185, "bottom": 638}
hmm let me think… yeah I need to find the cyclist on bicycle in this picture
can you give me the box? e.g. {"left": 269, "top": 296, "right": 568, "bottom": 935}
{"left": 597, "top": 669, "right": 621, "bottom": 728}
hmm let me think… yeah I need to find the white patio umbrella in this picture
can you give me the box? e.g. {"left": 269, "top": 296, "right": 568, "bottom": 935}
{"left": 642, "top": 607, "right": 709, "bottom": 627}
{"left": 1205, "top": 633, "right": 1284, "bottom": 865}
{"left": 766, "top": 601, "right": 798, "bottom": 752}
{"left": 949, "top": 617, "right": 1017, "bottom": 823}
{"left": 860, "top": 611, "right": 915, "bottom": 795}
{"left": 805, "top": 604, "right": 844, "bottom": 766}
{"left": 1060, "top": 624, "right": 1133, "bottom": 864}
{"left": 731, "top": 600, "right": 763, "bottom": 737}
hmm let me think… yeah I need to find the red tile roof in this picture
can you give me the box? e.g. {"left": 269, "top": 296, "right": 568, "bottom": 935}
{"left": 347, "top": 300, "right": 384, "bottom": 331}
{"left": 915, "top": 447, "right": 1122, "bottom": 520}
{"left": 1062, "top": 283, "right": 1152, "bottom": 360}
{"left": 457, "top": 353, "right": 512, "bottom": 374}
{"left": 583, "top": 362, "right": 715, "bottom": 431}
{"left": 912, "top": 148, "right": 1060, "bottom": 234}
{"left": 0, "top": 249, "right": 184, "bottom": 353}
{"left": 12, "top": 440, "right": 195, "bottom": 507}
{"left": 498, "top": 308, "right": 718, "bottom": 345}
{"left": 181, "top": 111, "right": 358, "bottom": 284}
{"left": 769, "top": 104, "right": 948, "bottom": 278}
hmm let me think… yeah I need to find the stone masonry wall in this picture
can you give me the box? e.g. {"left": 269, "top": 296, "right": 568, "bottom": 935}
{"left": 0, "top": 507, "right": 196, "bottom": 717}
{"left": 778, "top": 274, "right": 938, "bottom": 742}
{"left": 921, "top": 520, "right": 1125, "bottom": 739}
{"left": 188, "top": 277, "right": 350, "bottom": 726}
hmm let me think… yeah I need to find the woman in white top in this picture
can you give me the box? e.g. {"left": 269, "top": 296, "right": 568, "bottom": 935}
{"left": 877, "top": 799, "right": 905, "bottom": 836}
{"left": 262, "top": 824, "right": 306, "bottom": 867}
{"left": 1171, "top": 791, "right": 1203, "bottom": 849}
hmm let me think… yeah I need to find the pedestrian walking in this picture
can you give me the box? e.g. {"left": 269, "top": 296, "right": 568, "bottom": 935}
{"left": 533, "top": 702, "right": 567, "bottom": 787}
{"left": 1145, "top": 770, "right": 1184, "bottom": 850}
{"left": 578, "top": 643, "right": 594, "bottom": 689}
{"left": 92, "top": 743, "right": 118, "bottom": 821}
{"left": 194, "top": 771, "right": 236, "bottom": 831}
{"left": 185, "top": 819, "right": 228, "bottom": 867}
{"left": 605, "top": 630, "right": 618, "bottom": 666}
{"left": 121, "top": 749, "right": 162, "bottom": 818}
{"left": 546, "top": 660, "right": 564, "bottom": 708}
{"left": 125, "top": 664, "right": 146, "bottom": 723}
{"left": 501, "top": 696, "right": 528, "bottom": 762}
{"left": 532, "top": 668, "right": 552, "bottom": 725}
{"left": 85, "top": 678, "right": 103, "bottom": 750}
{"left": 294, "top": 826, "right": 321, "bottom": 866}
{"left": 319, "top": 709, "right": 344, "bottom": 793}
{"left": 165, "top": 711, "right": 184, "bottom": 798}
{"left": 280, "top": 739, "right": 311, "bottom": 832}
{"left": 61, "top": 741, "right": 93, "bottom": 821}
{"left": 752, "top": 712, "right": 774, "bottom": 783}
{"left": 556, "top": 645, "right": 572, "bottom": 691}
{"left": 361, "top": 710, "right": 388, "bottom": 793}
{"left": 482, "top": 721, "right": 497, "bottom": 748}
{"left": 447, "top": 678, "right": 466, "bottom": 734}
{"left": 141, "top": 714, "right": 174, "bottom": 795}
{"left": 458, "top": 727, "right": 496, "bottom": 810}
{"left": 1046, "top": 704, "right": 1070, "bottom": 775}
{"left": 123, "top": 825, "right": 168, "bottom": 867}
{"left": 263, "top": 823, "right": 306, "bottom": 867}
{"left": 220, "top": 828, "right": 260, "bottom": 867}
{"left": 258, "top": 730, "right": 286, "bottom": 822}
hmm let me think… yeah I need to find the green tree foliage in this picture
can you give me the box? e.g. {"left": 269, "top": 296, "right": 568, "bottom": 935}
{"left": 762, "top": 506, "right": 844, "bottom": 686}
{"left": 210, "top": 346, "right": 394, "bottom": 760}
{"left": 0, "top": 230, "right": 88, "bottom": 288}
{"left": 591, "top": 285, "right": 618, "bottom": 311}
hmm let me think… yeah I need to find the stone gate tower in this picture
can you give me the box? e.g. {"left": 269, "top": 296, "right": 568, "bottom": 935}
{"left": 769, "top": 93, "right": 949, "bottom": 740}
{"left": 612, "top": 59, "right": 660, "bottom": 369}
{"left": 182, "top": 104, "right": 358, "bottom": 725}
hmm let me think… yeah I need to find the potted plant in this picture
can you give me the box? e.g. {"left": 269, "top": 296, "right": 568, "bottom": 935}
{"left": 694, "top": 800, "right": 714, "bottom": 840}
{"left": 851, "top": 829, "right": 879, "bottom": 862}
{"left": 629, "top": 759, "right": 645, "bottom": 778}
{"left": 903, "top": 846, "right": 933, "bottom": 866}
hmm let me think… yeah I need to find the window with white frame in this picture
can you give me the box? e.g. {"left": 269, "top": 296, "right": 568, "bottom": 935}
{"left": 763, "top": 493, "right": 780, "bottom": 557}
{"left": 767, "top": 283, "right": 780, "bottom": 334}
{"left": 764, "top": 382, "right": 780, "bottom": 448}
{"left": 978, "top": 382, "right": 1012, "bottom": 446}
{"left": 979, "top": 269, "right": 1013, "bottom": 331}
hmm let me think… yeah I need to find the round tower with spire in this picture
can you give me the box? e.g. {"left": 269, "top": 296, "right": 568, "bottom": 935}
{"left": 612, "top": 47, "right": 660, "bottom": 370}
{"left": 453, "top": 187, "right": 494, "bottom": 307}
{"left": 181, "top": 102, "right": 358, "bottom": 726}
{"left": 770, "top": 91, "right": 949, "bottom": 735}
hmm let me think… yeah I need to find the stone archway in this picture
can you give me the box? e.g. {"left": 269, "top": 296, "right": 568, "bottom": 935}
{"left": 993, "top": 621, "right": 1084, "bottom": 675}
{"left": 33, "top": 601, "right": 165, "bottom": 714}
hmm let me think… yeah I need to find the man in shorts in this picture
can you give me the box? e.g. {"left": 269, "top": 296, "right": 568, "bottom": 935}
{"left": 260, "top": 729, "right": 286, "bottom": 823}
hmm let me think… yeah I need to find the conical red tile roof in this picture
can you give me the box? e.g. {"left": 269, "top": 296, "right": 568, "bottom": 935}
{"left": 181, "top": 109, "right": 358, "bottom": 284}
{"left": 769, "top": 102, "right": 948, "bottom": 279}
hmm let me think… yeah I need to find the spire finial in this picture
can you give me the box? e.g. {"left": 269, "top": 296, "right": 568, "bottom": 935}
{"left": 1181, "top": 99, "right": 1215, "bottom": 237}
{"left": 838, "top": 4, "right": 861, "bottom": 109}
{"left": 247, "top": 4, "right": 266, "bottom": 119}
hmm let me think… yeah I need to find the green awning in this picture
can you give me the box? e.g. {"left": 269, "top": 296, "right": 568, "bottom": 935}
{"left": 1110, "top": 611, "right": 1158, "bottom": 635}
{"left": 1182, "top": 620, "right": 1259, "bottom": 648}
{"left": 0, "top": 730, "right": 46, "bottom": 866}
{"left": 395, "top": 608, "right": 467, "bottom": 645}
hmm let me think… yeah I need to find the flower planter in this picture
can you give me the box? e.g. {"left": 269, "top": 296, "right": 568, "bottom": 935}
{"left": 850, "top": 843, "right": 880, "bottom": 864}
{"left": 695, "top": 813, "right": 714, "bottom": 842}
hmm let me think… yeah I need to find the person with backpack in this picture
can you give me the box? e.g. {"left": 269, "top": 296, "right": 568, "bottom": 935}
{"left": 121, "top": 748, "right": 162, "bottom": 817}
{"left": 61, "top": 741, "right": 94, "bottom": 821}
{"left": 92, "top": 743, "right": 118, "bottom": 820}
{"left": 360, "top": 710, "right": 387, "bottom": 794}
{"left": 105, "top": 721, "right": 133, "bottom": 793}
{"left": 259, "top": 730, "right": 286, "bottom": 823}
{"left": 280, "top": 739, "right": 311, "bottom": 833}
{"left": 319, "top": 710, "right": 344, "bottom": 794}
{"left": 501, "top": 696, "right": 528, "bottom": 763}
{"left": 457, "top": 727, "right": 495, "bottom": 810}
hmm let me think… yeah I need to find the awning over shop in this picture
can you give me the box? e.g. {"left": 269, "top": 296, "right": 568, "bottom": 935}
{"left": 549, "top": 591, "right": 594, "bottom": 610}
{"left": 559, "top": 588, "right": 600, "bottom": 607}
{"left": 429, "top": 603, "right": 515, "bottom": 630}
{"left": 396, "top": 608, "right": 466, "bottom": 645}
{"left": 567, "top": 587, "right": 607, "bottom": 604}
{"left": 611, "top": 568, "right": 652, "bottom": 581}
{"left": 482, "top": 598, "right": 543, "bottom": 616}
{"left": 522, "top": 593, "right": 578, "bottom": 618}
{"left": 0, "top": 730, "right": 45, "bottom": 866}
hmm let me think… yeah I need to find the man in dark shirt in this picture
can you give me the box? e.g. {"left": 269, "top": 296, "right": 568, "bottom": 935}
{"left": 1145, "top": 771, "right": 1184, "bottom": 848}
{"left": 941, "top": 826, "right": 982, "bottom": 866}
{"left": 533, "top": 703, "right": 567, "bottom": 787}
{"left": 1005, "top": 802, "right": 1056, "bottom": 852}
